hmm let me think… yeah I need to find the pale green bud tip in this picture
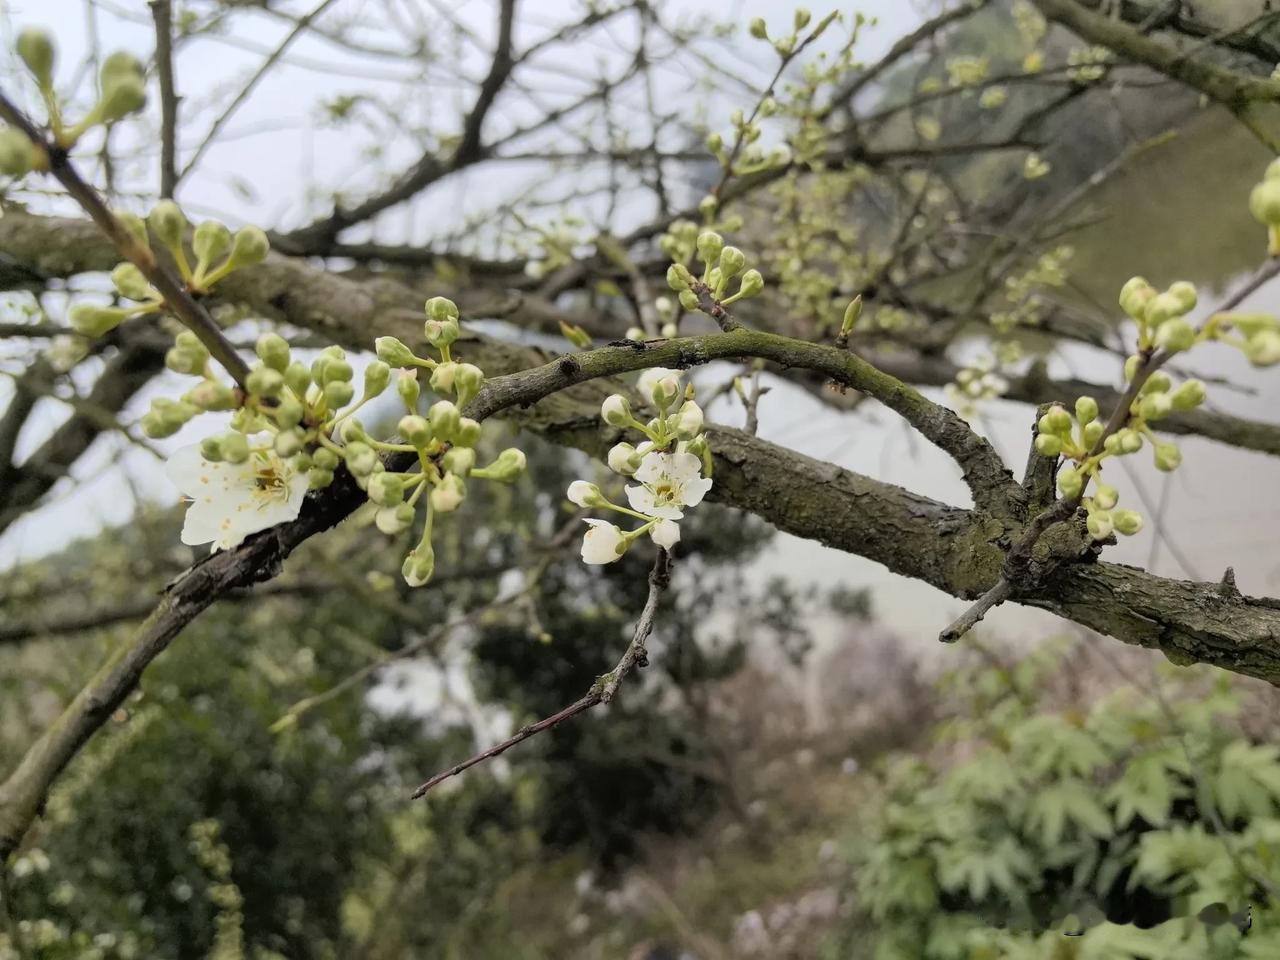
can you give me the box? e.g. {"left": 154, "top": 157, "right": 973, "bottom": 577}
{"left": 718, "top": 246, "right": 746, "bottom": 279}
{"left": 1057, "top": 467, "right": 1082, "bottom": 499}
{"left": 1246, "top": 330, "right": 1280, "bottom": 366}
{"left": 246, "top": 366, "right": 284, "bottom": 398}
{"left": 255, "top": 332, "right": 290, "bottom": 371}
{"left": 678, "top": 289, "right": 700, "bottom": 312}
{"left": 193, "top": 220, "right": 232, "bottom": 264}
{"left": 667, "top": 263, "right": 695, "bottom": 291}
{"left": 376, "top": 336, "right": 418, "bottom": 367}
{"left": 749, "top": 16, "right": 768, "bottom": 39}
{"left": 1250, "top": 178, "right": 1280, "bottom": 227}
{"left": 69, "top": 303, "right": 128, "bottom": 337}
{"left": 1154, "top": 318, "right": 1195, "bottom": 353}
{"left": 1153, "top": 442, "right": 1182, "bottom": 472}
{"left": 324, "top": 380, "right": 354, "bottom": 410}
{"left": 559, "top": 320, "right": 593, "bottom": 349}
{"left": 148, "top": 200, "right": 187, "bottom": 249}
{"left": 425, "top": 296, "right": 460, "bottom": 323}
{"left": 1113, "top": 510, "right": 1144, "bottom": 536}
{"left": 363, "top": 360, "right": 391, "bottom": 398}
{"left": 1169, "top": 379, "right": 1206, "bottom": 410}
{"left": 1034, "top": 434, "right": 1062, "bottom": 457}
{"left": 98, "top": 59, "right": 146, "bottom": 122}
{"left": 111, "top": 263, "right": 152, "bottom": 301}
{"left": 1037, "top": 405, "right": 1072, "bottom": 436}
{"left": 1118, "top": 276, "right": 1154, "bottom": 318}
{"left": 199, "top": 436, "right": 224, "bottom": 462}
{"left": 1074, "top": 395, "right": 1099, "bottom": 425}
{"left": 794, "top": 8, "right": 811, "bottom": 29}
{"left": 428, "top": 399, "right": 461, "bottom": 439}
{"left": 737, "top": 269, "right": 765, "bottom": 299}
{"left": 696, "top": 231, "right": 724, "bottom": 264}
{"left": 840, "top": 296, "right": 863, "bottom": 336}
{"left": 402, "top": 547, "right": 435, "bottom": 588}
{"left": 227, "top": 226, "right": 269, "bottom": 269}
{"left": 488, "top": 448, "right": 527, "bottom": 482}
{"left": 220, "top": 433, "right": 250, "bottom": 464}
{"left": 601, "top": 394, "right": 632, "bottom": 426}
{"left": 17, "top": 28, "right": 55, "bottom": 86}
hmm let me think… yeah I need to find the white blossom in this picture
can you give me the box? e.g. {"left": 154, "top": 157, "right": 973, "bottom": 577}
{"left": 637, "top": 367, "right": 680, "bottom": 407}
{"left": 625, "top": 450, "right": 712, "bottom": 520}
{"left": 581, "top": 518, "right": 626, "bottom": 564}
{"left": 165, "top": 442, "right": 308, "bottom": 551}
{"left": 567, "top": 480, "right": 603, "bottom": 507}
{"left": 650, "top": 518, "right": 681, "bottom": 549}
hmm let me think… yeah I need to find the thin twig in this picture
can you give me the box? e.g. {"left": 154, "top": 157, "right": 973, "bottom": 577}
{"left": 149, "top": 0, "right": 178, "bottom": 198}
{"left": 411, "top": 548, "right": 672, "bottom": 798}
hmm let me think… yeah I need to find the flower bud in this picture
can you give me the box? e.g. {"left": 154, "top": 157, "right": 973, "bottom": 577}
{"left": 424, "top": 317, "right": 460, "bottom": 349}
{"left": 717, "top": 246, "right": 746, "bottom": 280}
{"left": 1075, "top": 395, "right": 1098, "bottom": 425}
{"left": 312, "top": 447, "right": 339, "bottom": 471}
{"left": 185, "top": 380, "right": 237, "bottom": 412}
{"left": 69, "top": 303, "right": 129, "bottom": 337}
{"left": 1169, "top": 379, "right": 1205, "bottom": 411}
{"left": 141, "top": 398, "right": 198, "bottom": 438}
{"left": 567, "top": 480, "right": 606, "bottom": 507}
{"left": 200, "top": 435, "right": 224, "bottom": 462}
{"left": 97, "top": 75, "right": 145, "bottom": 123}
{"left": 453, "top": 363, "right": 484, "bottom": 408}
{"left": 1167, "top": 281, "right": 1197, "bottom": 314}
{"left": 398, "top": 415, "right": 431, "bottom": 447}
{"left": 1118, "top": 429, "right": 1144, "bottom": 453}
{"left": 148, "top": 200, "right": 186, "bottom": 253}
{"left": 246, "top": 366, "right": 284, "bottom": 398}
{"left": 276, "top": 363, "right": 306, "bottom": 400}
{"left": 193, "top": 220, "right": 231, "bottom": 268}
{"left": 274, "top": 429, "right": 305, "bottom": 458}
{"left": 344, "top": 441, "right": 378, "bottom": 477}
{"left": 1087, "top": 510, "right": 1114, "bottom": 541}
{"left": 110, "top": 263, "right": 151, "bottom": 301}
{"left": 839, "top": 296, "right": 863, "bottom": 338}
{"left": 1154, "top": 318, "right": 1195, "bottom": 352}
{"left": 1153, "top": 441, "right": 1182, "bottom": 472}
{"left": 0, "top": 130, "right": 36, "bottom": 178}
{"left": 1038, "top": 405, "right": 1072, "bottom": 435}
{"left": 425, "top": 296, "right": 459, "bottom": 323}
{"left": 398, "top": 371, "right": 421, "bottom": 410}
{"left": 428, "top": 400, "right": 461, "bottom": 440}
{"left": 1124, "top": 354, "right": 1141, "bottom": 382}
{"left": 454, "top": 417, "right": 482, "bottom": 447}
{"left": 1082, "top": 421, "right": 1105, "bottom": 449}
{"left": 706, "top": 132, "right": 724, "bottom": 153}
{"left": 559, "top": 320, "right": 593, "bottom": 350}
{"left": 255, "top": 332, "right": 290, "bottom": 371}
{"left": 1141, "top": 371, "right": 1171, "bottom": 394}
{"left": 1249, "top": 178, "right": 1280, "bottom": 226}
{"left": 17, "top": 28, "right": 55, "bottom": 88}
{"left": 309, "top": 467, "right": 335, "bottom": 490}
{"left": 376, "top": 336, "right": 419, "bottom": 368}
{"left": 1113, "top": 510, "right": 1144, "bottom": 536}
{"left": 666, "top": 263, "right": 695, "bottom": 291}
{"left": 1034, "top": 434, "right": 1062, "bottom": 457}
{"left": 749, "top": 16, "right": 768, "bottom": 39}
{"left": 115, "top": 211, "right": 149, "bottom": 251}
{"left": 601, "top": 394, "right": 632, "bottom": 426}
{"left": 1093, "top": 482, "right": 1119, "bottom": 510}
{"left": 1138, "top": 392, "right": 1171, "bottom": 421}
{"left": 678, "top": 289, "right": 700, "bottom": 312}
{"left": 1144, "top": 292, "right": 1187, "bottom": 326}
{"left": 361, "top": 360, "right": 390, "bottom": 400}
{"left": 376, "top": 503, "right": 415, "bottom": 535}
{"left": 225, "top": 226, "right": 269, "bottom": 270}
{"left": 696, "top": 231, "right": 724, "bottom": 265}
{"left": 320, "top": 357, "right": 353, "bottom": 384}
{"left": 479, "top": 447, "right": 526, "bottom": 483}
{"left": 442, "top": 446, "right": 476, "bottom": 476}
{"left": 1246, "top": 330, "right": 1280, "bottom": 366}
{"left": 736, "top": 269, "right": 764, "bottom": 300}
{"left": 608, "top": 442, "right": 640, "bottom": 475}
{"left": 674, "top": 400, "right": 704, "bottom": 440}
{"left": 1057, "top": 466, "right": 1083, "bottom": 499}
{"left": 402, "top": 542, "right": 435, "bottom": 587}
{"left": 368, "top": 471, "right": 405, "bottom": 507}
{"left": 272, "top": 393, "right": 304, "bottom": 426}
{"left": 220, "top": 432, "right": 250, "bottom": 464}
{"left": 1118, "top": 277, "right": 1155, "bottom": 319}
{"left": 430, "top": 473, "right": 467, "bottom": 513}
{"left": 430, "top": 361, "right": 457, "bottom": 395}
{"left": 661, "top": 321, "right": 678, "bottom": 338}
{"left": 323, "top": 380, "right": 353, "bottom": 410}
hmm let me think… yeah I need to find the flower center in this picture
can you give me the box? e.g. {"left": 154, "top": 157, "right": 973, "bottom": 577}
{"left": 653, "top": 480, "right": 677, "bottom": 504}
{"left": 250, "top": 459, "right": 291, "bottom": 505}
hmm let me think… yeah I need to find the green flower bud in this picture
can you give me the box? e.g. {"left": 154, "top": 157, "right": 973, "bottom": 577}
{"left": 453, "top": 363, "right": 484, "bottom": 408}
{"left": 222, "top": 226, "right": 269, "bottom": 271}
{"left": 1138, "top": 392, "right": 1171, "bottom": 421}
{"left": 398, "top": 371, "right": 421, "bottom": 410}
{"left": 1167, "top": 281, "right": 1197, "bottom": 314}
{"left": 97, "top": 75, "right": 145, "bottom": 123}
{"left": 1034, "top": 433, "right": 1062, "bottom": 457}
{"left": 375, "top": 502, "right": 416, "bottom": 535}
{"left": 284, "top": 361, "right": 311, "bottom": 398}
{"left": 1082, "top": 421, "right": 1105, "bottom": 449}
{"left": 343, "top": 441, "right": 378, "bottom": 476}
{"left": 558, "top": 319, "right": 593, "bottom": 349}
{"left": 601, "top": 394, "right": 632, "bottom": 426}
{"left": 200, "top": 435, "right": 224, "bottom": 462}
{"left": 1124, "top": 354, "right": 1141, "bottom": 382}
{"left": 477, "top": 447, "right": 526, "bottom": 483}
{"left": 442, "top": 446, "right": 476, "bottom": 476}
{"left": 0, "top": 130, "right": 36, "bottom": 178}
{"left": 1118, "top": 429, "right": 1143, "bottom": 453}
{"left": 1169, "top": 380, "right": 1206, "bottom": 411}
{"left": 455, "top": 417, "right": 482, "bottom": 448}
{"left": 1141, "top": 371, "right": 1171, "bottom": 394}
{"left": 1038, "top": 405, "right": 1072, "bottom": 435}
{"left": 220, "top": 432, "right": 250, "bottom": 464}
{"left": 193, "top": 220, "right": 231, "bottom": 268}
{"left": 839, "top": 296, "right": 863, "bottom": 338}
{"left": 309, "top": 467, "right": 335, "bottom": 490}
{"left": 678, "top": 289, "right": 700, "bottom": 312}
{"left": 1057, "top": 466, "right": 1083, "bottom": 499}
{"left": 706, "top": 131, "right": 724, "bottom": 153}
{"left": 717, "top": 246, "right": 746, "bottom": 280}
{"left": 69, "top": 303, "right": 129, "bottom": 337}
{"left": 423, "top": 317, "right": 460, "bottom": 349}
{"left": 1153, "top": 441, "right": 1182, "bottom": 472}
{"left": 795, "top": 8, "right": 811, "bottom": 29}
{"left": 230, "top": 407, "right": 268, "bottom": 435}
{"left": 430, "top": 473, "right": 467, "bottom": 513}
{"left": 255, "top": 332, "right": 290, "bottom": 371}
{"left": 398, "top": 414, "right": 431, "bottom": 447}
{"left": 749, "top": 16, "right": 768, "bottom": 39}
{"left": 666, "top": 263, "right": 695, "bottom": 291}
{"left": 425, "top": 296, "right": 460, "bottom": 323}
{"left": 1093, "top": 482, "right": 1119, "bottom": 510}
{"left": 17, "top": 28, "right": 55, "bottom": 88}
{"left": 567, "top": 480, "right": 606, "bottom": 507}
{"left": 339, "top": 419, "right": 367, "bottom": 444}
{"left": 1246, "top": 330, "right": 1280, "bottom": 366}
{"left": 362, "top": 360, "right": 391, "bottom": 399}
{"left": 185, "top": 380, "right": 237, "bottom": 412}
{"left": 376, "top": 336, "right": 419, "bottom": 368}
{"left": 430, "top": 361, "right": 457, "bottom": 395}
{"left": 274, "top": 429, "right": 305, "bottom": 458}
{"left": 110, "top": 263, "right": 152, "bottom": 301}
{"left": 1103, "top": 434, "right": 1122, "bottom": 455}
{"left": 148, "top": 200, "right": 187, "bottom": 253}
{"left": 1249, "top": 178, "right": 1280, "bottom": 226}
{"left": 402, "top": 542, "right": 435, "bottom": 587}
{"left": 165, "top": 333, "right": 209, "bottom": 375}
{"left": 736, "top": 269, "right": 765, "bottom": 300}
{"left": 141, "top": 398, "right": 198, "bottom": 438}
{"left": 100, "top": 50, "right": 142, "bottom": 84}
{"left": 1075, "top": 396, "right": 1098, "bottom": 425}
{"left": 1113, "top": 510, "right": 1144, "bottom": 536}
{"left": 1087, "top": 510, "right": 1114, "bottom": 541}
{"left": 115, "top": 211, "right": 149, "bottom": 251}
{"left": 428, "top": 400, "right": 461, "bottom": 440}
{"left": 368, "top": 472, "right": 405, "bottom": 508}
{"left": 312, "top": 447, "right": 339, "bottom": 471}
{"left": 1154, "top": 318, "right": 1195, "bottom": 352}
{"left": 324, "top": 380, "right": 354, "bottom": 410}
{"left": 696, "top": 231, "right": 724, "bottom": 265}
{"left": 246, "top": 366, "right": 284, "bottom": 398}
{"left": 1218, "top": 312, "right": 1278, "bottom": 337}
{"left": 273, "top": 395, "right": 304, "bottom": 427}
{"left": 1144, "top": 292, "right": 1187, "bottom": 326}
{"left": 1118, "top": 277, "right": 1155, "bottom": 319}
{"left": 320, "top": 357, "right": 353, "bottom": 384}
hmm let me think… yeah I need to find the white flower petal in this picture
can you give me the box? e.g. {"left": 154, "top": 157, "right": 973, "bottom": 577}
{"left": 625, "top": 483, "right": 682, "bottom": 520}
{"left": 633, "top": 451, "right": 668, "bottom": 484}
{"left": 650, "top": 519, "right": 681, "bottom": 549}
{"left": 665, "top": 451, "right": 704, "bottom": 482}
{"left": 681, "top": 476, "right": 713, "bottom": 508}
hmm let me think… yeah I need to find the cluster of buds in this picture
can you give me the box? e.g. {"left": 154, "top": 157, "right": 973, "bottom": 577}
{"left": 0, "top": 28, "right": 145, "bottom": 176}
{"left": 150, "top": 295, "right": 523, "bottom": 589}
{"left": 945, "top": 55, "right": 990, "bottom": 88}
{"left": 69, "top": 201, "right": 269, "bottom": 337}
{"left": 1121, "top": 273, "right": 1280, "bottom": 366}
{"left": 659, "top": 211, "right": 744, "bottom": 265}
{"left": 665, "top": 230, "right": 765, "bottom": 312}
{"left": 944, "top": 356, "right": 1009, "bottom": 419}
{"left": 568, "top": 368, "right": 712, "bottom": 564}
{"left": 747, "top": 8, "right": 837, "bottom": 58}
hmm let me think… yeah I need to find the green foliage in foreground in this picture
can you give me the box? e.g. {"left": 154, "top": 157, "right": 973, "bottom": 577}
{"left": 832, "top": 640, "right": 1280, "bottom": 959}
